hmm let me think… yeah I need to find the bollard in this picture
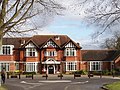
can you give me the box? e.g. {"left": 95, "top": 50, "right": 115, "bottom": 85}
{"left": 58, "top": 74, "right": 63, "bottom": 79}
{"left": 18, "top": 74, "right": 21, "bottom": 79}
{"left": 32, "top": 74, "right": 33, "bottom": 79}
{"left": 7, "top": 73, "right": 9, "bottom": 79}
{"left": 45, "top": 74, "right": 48, "bottom": 80}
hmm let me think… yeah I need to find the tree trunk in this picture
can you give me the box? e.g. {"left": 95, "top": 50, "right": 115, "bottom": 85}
{"left": 0, "top": 31, "right": 3, "bottom": 55}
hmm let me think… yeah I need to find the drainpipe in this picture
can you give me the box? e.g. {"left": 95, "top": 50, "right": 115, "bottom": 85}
{"left": 39, "top": 49, "right": 42, "bottom": 74}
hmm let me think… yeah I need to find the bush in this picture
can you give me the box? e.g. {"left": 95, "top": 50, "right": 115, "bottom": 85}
{"left": 82, "top": 70, "right": 88, "bottom": 75}
{"left": 22, "top": 72, "right": 36, "bottom": 75}
{"left": 73, "top": 70, "right": 87, "bottom": 75}
{"left": 102, "top": 70, "right": 112, "bottom": 75}
{"left": 92, "top": 71, "right": 101, "bottom": 75}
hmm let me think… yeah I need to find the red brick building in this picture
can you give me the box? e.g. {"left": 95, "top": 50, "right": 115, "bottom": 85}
{"left": 0, "top": 35, "right": 120, "bottom": 74}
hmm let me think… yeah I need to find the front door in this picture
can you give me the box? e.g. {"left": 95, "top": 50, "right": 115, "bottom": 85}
{"left": 48, "top": 65, "right": 54, "bottom": 74}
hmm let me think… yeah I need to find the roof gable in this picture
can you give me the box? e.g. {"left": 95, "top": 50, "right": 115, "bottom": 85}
{"left": 62, "top": 40, "right": 81, "bottom": 49}
{"left": 21, "top": 39, "right": 39, "bottom": 48}
{"left": 42, "top": 38, "right": 60, "bottom": 48}
{"left": 3, "top": 35, "right": 82, "bottom": 49}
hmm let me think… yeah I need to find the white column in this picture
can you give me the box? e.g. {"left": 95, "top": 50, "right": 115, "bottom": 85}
{"left": 90, "top": 62, "right": 91, "bottom": 71}
{"left": 53, "top": 65, "right": 55, "bottom": 74}
{"left": 47, "top": 65, "right": 48, "bottom": 74}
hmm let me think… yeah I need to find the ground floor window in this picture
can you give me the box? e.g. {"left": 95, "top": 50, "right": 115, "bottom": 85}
{"left": 24, "top": 63, "right": 37, "bottom": 72}
{"left": 66, "top": 61, "right": 77, "bottom": 71}
{"left": 0, "top": 63, "right": 10, "bottom": 72}
{"left": 15, "top": 63, "right": 19, "bottom": 70}
{"left": 90, "top": 61, "right": 101, "bottom": 71}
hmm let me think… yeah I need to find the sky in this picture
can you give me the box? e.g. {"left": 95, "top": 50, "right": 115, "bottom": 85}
{"left": 35, "top": 15, "right": 103, "bottom": 50}
{"left": 32, "top": 0, "right": 105, "bottom": 50}
{"left": 8, "top": 0, "right": 111, "bottom": 50}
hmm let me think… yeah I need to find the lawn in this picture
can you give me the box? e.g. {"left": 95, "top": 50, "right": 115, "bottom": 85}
{"left": 105, "top": 81, "right": 120, "bottom": 90}
{"left": 0, "top": 85, "right": 7, "bottom": 90}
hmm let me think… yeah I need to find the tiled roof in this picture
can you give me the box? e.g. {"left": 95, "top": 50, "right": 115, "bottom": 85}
{"left": 81, "top": 50, "right": 120, "bottom": 61}
{"left": 3, "top": 35, "right": 81, "bottom": 49}
{"left": 3, "top": 37, "right": 31, "bottom": 48}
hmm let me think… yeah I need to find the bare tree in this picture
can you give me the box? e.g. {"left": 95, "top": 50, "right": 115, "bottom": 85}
{"left": 0, "top": 0, "right": 64, "bottom": 53}
{"left": 101, "top": 31, "right": 120, "bottom": 50}
{"left": 73, "top": 0, "right": 120, "bottom": 37}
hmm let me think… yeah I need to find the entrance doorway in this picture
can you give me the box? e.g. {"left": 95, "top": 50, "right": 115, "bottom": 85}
{"left": 48, "top": 65, "right": 54, "bottom": 74}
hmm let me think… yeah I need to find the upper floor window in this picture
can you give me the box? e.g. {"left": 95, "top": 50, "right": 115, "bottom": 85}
{"left": 26, "top": 48, "right": 37, "bottom": 57}
{"left": 64, "top": 48, "right": 76, "bottom": 56}
{"left": 44, "top": 51, "right": 57, "bottom": 56}
{"left": 25, "top": 43, "right": 37, "bottom": 57}
{"left": 2, "top": 45, "right": 14, "bottom": 55}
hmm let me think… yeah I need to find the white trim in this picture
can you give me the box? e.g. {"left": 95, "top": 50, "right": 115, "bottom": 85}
{"left": 66, "top": 61, "right": 77, "bottom": 71}
{"left": 42, "top": 58, "right": 60, "bottom": 64}
{"left": 24, "top": 62, "right": 38, "bottom": 72}
{"left": 1, "top": 45, "right": 14, "bottom": 55}
{"left": 0, "top": 61, "right": 16, "bottom": 63}
{"left": 89, "top": 61, "right": 102, "bottom": 71}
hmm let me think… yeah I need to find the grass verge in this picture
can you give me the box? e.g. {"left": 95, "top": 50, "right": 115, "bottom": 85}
{"left": 0, "top": 85, "right": 7, "bottom": 90}
{"left": 105, "top": 81, "right": 120, "bottom": 90}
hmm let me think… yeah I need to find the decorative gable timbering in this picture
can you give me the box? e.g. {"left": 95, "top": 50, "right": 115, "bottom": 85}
{"left": 25, "top": 42, "right": 38, "bottom": 57}
{"left": 43, "top": 40, "right": 58, "bottom": 48}
{"left": 25, "top": 42, "right": 35, "bottom": 48}
{"left": 65, "top": 42, "right": 76, "bottom": 48}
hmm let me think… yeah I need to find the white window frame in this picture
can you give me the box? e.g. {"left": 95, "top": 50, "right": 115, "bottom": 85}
{"left": 2, "top": 45, "right": 14, "bottom": 55}
{"left": 44, "top": 51, "right": 57, "bottom": 56}
{"left": 66, "top": 61, "right": 77, "bottom": 71}
{"left": 0, "top": 63, "right": 10, "bottom": 72}
{"left": 90, "top": 61, "right": 102, "bottom": 71}
{"left": 64, "top": 48, "right": 76, "bottom": 56}
{"left": 24, "top": 62, "right": 37, "bottom": 72}
{"left": 26, "top": 48, "right": 37, "bottom": 57}
{"left": 25, "top": 43, "right": 37, "bottom": 57}
{"left": 15, "top": 63, "right": 19, "bottom": 70}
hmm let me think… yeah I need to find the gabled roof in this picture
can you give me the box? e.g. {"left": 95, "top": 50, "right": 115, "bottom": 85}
{"left": 21, "top": 39, "right": 39, "bottom": 48}
{"left": 3, "top": 35, "right": 81, "bottom": 49}
{"left": 81, "top": 50, "right": 120, "bottom": 61}
{"left": 40, "top": 38, "right": 60, "bottom": 49}
{"left": 3, "top": 37, "right": 31, "bottom": 48}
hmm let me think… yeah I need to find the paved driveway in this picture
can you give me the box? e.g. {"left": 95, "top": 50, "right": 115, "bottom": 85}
{"left": 5, "top": 75, "right": 120, "bottom": 90}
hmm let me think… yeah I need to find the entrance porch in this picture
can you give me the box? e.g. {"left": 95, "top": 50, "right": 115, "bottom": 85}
{"left": 42, "top": 58, "right": 61, "bottom": 74}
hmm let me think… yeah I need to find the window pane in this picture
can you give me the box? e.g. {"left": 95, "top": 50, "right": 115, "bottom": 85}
{"left": 2, "top": 46, "right": 11, "bottom": 55}
{"left": 66, "top": 62, "right": 77, "bottom": 71}
{"left": 90, "top": 62, "right": 101, "bottom": 71}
